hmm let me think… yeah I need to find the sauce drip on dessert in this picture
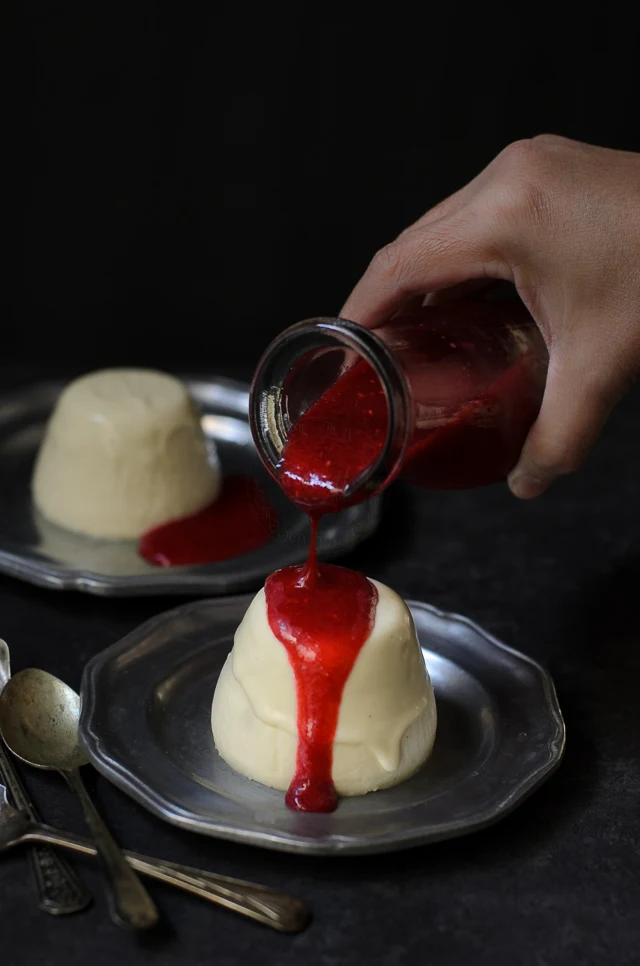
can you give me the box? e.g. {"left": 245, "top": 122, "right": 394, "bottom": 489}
{"left": 139, "top": 475, "right": 277, "bottom": 566}
{"left": 265, "top": 550, "right": 378, "bottom": 813}
{"left": 267, "top": 349, "right": 537, "bottom": 812}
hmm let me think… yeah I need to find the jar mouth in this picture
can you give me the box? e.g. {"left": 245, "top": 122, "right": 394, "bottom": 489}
{"left": 249, "top": 317, "right": 412, "bottom": 506}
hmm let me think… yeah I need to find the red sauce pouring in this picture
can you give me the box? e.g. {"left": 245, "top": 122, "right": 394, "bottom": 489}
{"left": 265, "top": 309, "right": 544, "bottom": 812}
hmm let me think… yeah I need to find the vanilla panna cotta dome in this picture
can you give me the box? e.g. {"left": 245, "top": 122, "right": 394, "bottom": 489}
{"left": 212, "top": 579, "right": 437, "bottom": 797}
{"left": 32, "top": 368, "right": 221, "bottom": 540}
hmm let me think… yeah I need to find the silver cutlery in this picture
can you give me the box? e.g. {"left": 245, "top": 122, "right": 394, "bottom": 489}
{"left": 0, "top": 640, "right": 91, "bottom": 915}
{"left": 0, "top": 667, "right": 159, "bottom": 931}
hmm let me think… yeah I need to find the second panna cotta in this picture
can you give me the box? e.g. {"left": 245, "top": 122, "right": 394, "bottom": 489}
{"left": 32, "top": 368, "right": 221, "bottom": 540}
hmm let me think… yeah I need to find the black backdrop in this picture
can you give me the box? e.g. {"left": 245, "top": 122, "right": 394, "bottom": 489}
{"left": 14, "top": 3, "right": 640, "bottom": 371}
{"left": 5, "top": 13, "right": 640, "bottom": 965}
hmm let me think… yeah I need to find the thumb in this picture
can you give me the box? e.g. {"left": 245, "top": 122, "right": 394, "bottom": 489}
{"left": 507, "top": 347, "right": 624, "bottom": 499}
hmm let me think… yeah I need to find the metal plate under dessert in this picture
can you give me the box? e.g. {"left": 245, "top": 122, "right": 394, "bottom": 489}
{"left": 80, "top": 595, "right": 565, "bottom": 856}
{"left": 0, "top": 377, "right": 381, "bottom": 596}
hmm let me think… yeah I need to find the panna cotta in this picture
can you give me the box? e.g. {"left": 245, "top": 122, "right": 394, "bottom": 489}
{"left": 211, "top": 577, "right": 436, "bottom": 799}
{"left": 32, "top": 368, "right": 221, "bottom": 540}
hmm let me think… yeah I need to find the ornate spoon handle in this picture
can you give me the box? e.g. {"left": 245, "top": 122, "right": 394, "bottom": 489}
{"left": 0, "top": 741, "right": 91, "bottom": 915}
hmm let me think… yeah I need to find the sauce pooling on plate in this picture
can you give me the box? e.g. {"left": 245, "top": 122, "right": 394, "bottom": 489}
{"left": 139, "top": 475, "right": 277, "bottom": 566}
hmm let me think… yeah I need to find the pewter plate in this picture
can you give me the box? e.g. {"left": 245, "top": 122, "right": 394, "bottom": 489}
{"left": 80, "top": 596, "right": 565, "bottom": 855}
{"left": 0, "top": 378, "right": 381, "bottom": 596}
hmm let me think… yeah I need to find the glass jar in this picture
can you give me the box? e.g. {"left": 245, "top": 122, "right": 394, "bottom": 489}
{"left": 249, "top": 300, "right": 549, "bottom": 509}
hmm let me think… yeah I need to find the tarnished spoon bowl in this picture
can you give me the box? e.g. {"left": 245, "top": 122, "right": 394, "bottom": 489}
{"left": 0, "top": 668, "right": 87, "bottom": 772}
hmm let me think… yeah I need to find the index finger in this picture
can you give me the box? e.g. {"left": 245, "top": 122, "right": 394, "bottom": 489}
{"left": 340, "top": 213, "right": 511, "bottom": 329}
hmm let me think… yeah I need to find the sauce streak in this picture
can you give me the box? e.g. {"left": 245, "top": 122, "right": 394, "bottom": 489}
{"left": 139, "top": 475, "right": 277, "bottom": 566}
{"left": 265, "top": 527, "right": 377, "bottom": 812}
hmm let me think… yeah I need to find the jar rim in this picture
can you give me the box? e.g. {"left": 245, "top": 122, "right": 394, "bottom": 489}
{"left": 249, "top": 317, "right": 412, "bottom": 504}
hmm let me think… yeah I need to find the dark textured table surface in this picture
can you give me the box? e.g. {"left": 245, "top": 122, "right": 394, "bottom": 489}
{"left": 0, "top": 364, "right": 639, "bottom": 966}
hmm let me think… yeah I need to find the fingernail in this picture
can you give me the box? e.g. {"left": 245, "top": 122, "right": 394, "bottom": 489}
{"left": 507, "top": 472, "right": 548, "bottom": 500}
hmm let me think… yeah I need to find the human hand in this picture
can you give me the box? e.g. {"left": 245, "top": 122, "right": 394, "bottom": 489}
{"left": 340, "top": 135, "right": 640, "bottom": 498}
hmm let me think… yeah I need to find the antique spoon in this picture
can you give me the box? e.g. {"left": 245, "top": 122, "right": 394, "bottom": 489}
{"left": 0, "top": 668, "right": 159, "bottom": 931}
{"left": 0, "top": 785, "right": 310, "bottom": 932}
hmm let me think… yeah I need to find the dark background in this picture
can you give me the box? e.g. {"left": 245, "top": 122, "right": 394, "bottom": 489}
{"left": 14, "top": 3, "right": 640, "bottom": 372}
{"left": 4, "top": 5, "right": 639, "bottom": 966}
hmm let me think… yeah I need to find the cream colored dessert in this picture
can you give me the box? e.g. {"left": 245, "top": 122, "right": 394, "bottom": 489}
{"left": 32, "top": 368, "right": 221, "bottom": 539}
{"left": 211, "top": 579, "right": 436, "bottom": 797}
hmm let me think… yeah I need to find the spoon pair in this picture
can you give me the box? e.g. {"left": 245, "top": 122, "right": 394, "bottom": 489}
{"left": 0, "top": 665, "right": 159, "bottom": 930}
